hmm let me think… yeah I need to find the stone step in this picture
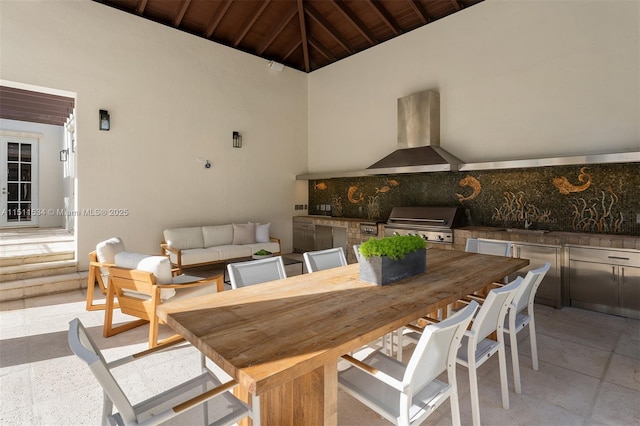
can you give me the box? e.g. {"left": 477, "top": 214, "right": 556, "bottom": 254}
{"left": 0, "top": 271, "right": 88, "bottom": 302}
{"left": 0, "top": 259, "right": 78, "bottom": 282}
{"left": 0, "top": 247, "right": 75, "bottom": 267}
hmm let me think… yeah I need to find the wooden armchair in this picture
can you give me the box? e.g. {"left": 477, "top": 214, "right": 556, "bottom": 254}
{"left": 104, "top": 265, "right": 223, "bottom": 348}
{"left": 86, "top": 250, "right": 114, "bottom": 311}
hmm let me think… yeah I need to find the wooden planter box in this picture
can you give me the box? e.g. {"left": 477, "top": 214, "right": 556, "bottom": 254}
{"left": 358, "top": 248, "right": 427, "bottom": 286}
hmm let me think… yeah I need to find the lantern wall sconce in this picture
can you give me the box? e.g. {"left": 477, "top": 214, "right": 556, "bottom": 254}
{"left": 59, "top": 149, "right": 69, "bottom": 162}
{"left": 233, "top": 131, "right": 242, "bottom": 148}
{"left": 99, "top": 109, "right": 110, "bottom": 131}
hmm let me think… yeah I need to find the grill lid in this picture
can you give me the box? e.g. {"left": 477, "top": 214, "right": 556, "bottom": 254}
{"left": 386, "top": 206, "right": 465, "bottom": 230}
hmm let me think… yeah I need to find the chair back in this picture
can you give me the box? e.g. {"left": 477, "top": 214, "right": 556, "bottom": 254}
{"left": 465, "top": 238, "right": 512, "bottom": 257}
{"left": 512, "top": 262, "right": 551, "bottom": 313}
{"left": 227, "top": 256, "right": 287, "bottom": 289}
{"left": 68, "top": 318, "right": 137, "bottom": 423}
{"left": 303, "top": 247, "right": 347, "bottom": 272}
{"left": 109, "top": 266, "right": 159, "bottom": 320}
{"left": 405, "top": 301, "right": 479, "bottom": 392}
{"left": 353, "top": 245, "right": 361, "bottom": 262}
{"left": 472, "top": 276, "right": 523, "bottom": 341}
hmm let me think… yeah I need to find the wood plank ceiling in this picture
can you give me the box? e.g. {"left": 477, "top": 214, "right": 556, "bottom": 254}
{"left": 1, "top": 1, "right": 482, "bottom": 126}
{"left": 0, "top": 86, "right": 75, "bottom": 127}
{"left": 94, "top": 0, "right": 483, "bottom": 73}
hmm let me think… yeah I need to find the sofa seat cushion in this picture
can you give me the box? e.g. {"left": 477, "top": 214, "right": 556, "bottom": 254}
{"left": 164, "top": 227, "right": 204, "bottom": 250}
{"left": 248, "top": 242, "right": 281, "bottom": 255}
{"left": 171, "top": 248, "right": 221, "bottom": 267}
{"left": 210, "top": 245, "right": 253, "bottom": 260}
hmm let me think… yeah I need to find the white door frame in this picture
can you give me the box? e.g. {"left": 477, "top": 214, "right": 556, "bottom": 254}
{"left": 1, "top": 135, "right": 39, "bottom": 227}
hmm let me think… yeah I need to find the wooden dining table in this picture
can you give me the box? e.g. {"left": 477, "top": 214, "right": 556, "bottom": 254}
{"left": 157, "top": 248, "right": 528, "bottom": 425}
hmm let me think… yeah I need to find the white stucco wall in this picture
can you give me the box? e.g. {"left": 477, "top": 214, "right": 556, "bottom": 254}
{"left": 0, "top": 119, "right": 66, "bottom": 228}
{"left": 307, "top": 0, "right": 640, "bottom": 173}
{"left": 0, "top": 0, "right": 308, "bottom": 267}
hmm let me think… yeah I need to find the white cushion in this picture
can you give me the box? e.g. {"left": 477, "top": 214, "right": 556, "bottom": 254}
{"left": 203, "top": 224, "right": 233, "bottom": 247}
{"left": 115, "top": 252, "right": 175, "bottom": 299}
{"left": 232, "top": 223, "right": 256, "bottom": 245}
{"left": 96, "top": 237, "right": 125, "bottom": 264}
{"left": 174, "top": 248, "right": 221, "bottom": 266}
{"left": 163, "top": 227, "right": 204, "bottom": 250}
{"left": 254, "top": 223, "right": 271, "bottom": 243}
{"left": 209, "top": 244, "right": 253, "bottom": 259}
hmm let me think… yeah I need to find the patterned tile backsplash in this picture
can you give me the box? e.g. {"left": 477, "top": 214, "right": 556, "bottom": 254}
{"left": 307, "top": 163, "right": 640, "bottom": 236}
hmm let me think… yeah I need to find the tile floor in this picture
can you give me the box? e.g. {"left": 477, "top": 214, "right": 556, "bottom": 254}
{"left": 1, "top": 275, "right": 639, "bottom": 425}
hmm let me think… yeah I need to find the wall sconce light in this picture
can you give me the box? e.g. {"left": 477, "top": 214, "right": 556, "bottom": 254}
{"left": 59, "top": 149, "right": 69, "bottom": 162}
{"left": 233, "top": 131, "right": 242, "bottom": 148}
{"left": 99, "top": 109, "right": 110, "bottom": 131}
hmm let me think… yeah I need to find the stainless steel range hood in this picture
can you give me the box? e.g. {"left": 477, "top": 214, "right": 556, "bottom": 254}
{"left": 366, "top": 90, "right": 462, "bottom": 174}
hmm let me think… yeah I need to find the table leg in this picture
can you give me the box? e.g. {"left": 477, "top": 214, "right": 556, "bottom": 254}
{"left": 236, "top": 362, "right": 337, "bottom": 426}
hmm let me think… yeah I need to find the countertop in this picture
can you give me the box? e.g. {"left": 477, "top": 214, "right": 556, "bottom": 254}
{"left": 294, "top": 216, "right": 640, "bottom": 250}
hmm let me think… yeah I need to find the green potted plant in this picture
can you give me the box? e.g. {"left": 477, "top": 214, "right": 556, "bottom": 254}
{"left": 358, "top": 234, "right": 427, "bottom": 285}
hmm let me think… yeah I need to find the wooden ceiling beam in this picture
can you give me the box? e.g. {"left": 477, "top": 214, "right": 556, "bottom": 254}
{"left": 0, "top": 87, "right": 74, "bottom": 108}
{"left": 205, "top": 0, "right": 234, "bottom": 39}
{"left": 282, "top": 39, "right": 302, "bottom": 61}
{"left": 449, "top": 0, "right": 462, "bottom": 11}
{"left": 297, "top": 0, "right": 310, "bottom": 72}
{"left": 305, "top": 2, "right": 353, "bottom": 54}
{"left": 173, "top": 0, "right": 191, "bottom": 27}
{"left": 233, "top": 0, "right": 271, "bottom": 47}
{"left": 308, "top": 35, "right": 336, "bottom": 62}
{"left": 258, "top": 4, "right": 298, "bottom": 55}
{"left": 366, "top": 0, "right": 401, "bottom": 35}
{"left": 407, "top": 0, "right": 430, "bottom": 24}
{"left": 0, "top": 111, "right": 67, "bottom": 126}
{"left": 135, "top": 0, "right": 148, "bottom": 15}
{"left": 331, "top": 0, "right": 377, "bottom": 45}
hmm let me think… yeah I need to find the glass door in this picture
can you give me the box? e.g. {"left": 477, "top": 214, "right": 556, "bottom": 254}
{"left": 1, "top": 136, "right": 38, "bottom": 227}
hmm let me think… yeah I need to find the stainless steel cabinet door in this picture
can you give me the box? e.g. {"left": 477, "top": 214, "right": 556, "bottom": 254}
{"left": 512, "top": 243, "right": 561, "bottom": 308}
{"left": 569, "top": 260, "right": 618, "bottom": 307}
{"left": 619, "top": 266, "right": 640, "bottom": 312}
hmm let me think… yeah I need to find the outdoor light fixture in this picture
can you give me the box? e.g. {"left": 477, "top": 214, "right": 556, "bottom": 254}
{"left": 59, "top": 149, "right": 69, "bottom": 162}
{"left": 268, "top": 60, "right": 284, "bottom": 72}
{"left": 99, "top": 109, "right": 110, "bottom": 131}
{"left": 233, "top": 131, "right": 242, "bottom": 148}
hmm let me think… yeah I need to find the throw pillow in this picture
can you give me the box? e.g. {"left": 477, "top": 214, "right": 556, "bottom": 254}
{"left": 255, "top": 223, "right": 271, "bottom": 243}
{"left": 96, "top": 237, "right": 126, "bottom": 264}
{"left": 232, "top": 223, "right": 256, "bottom": 245}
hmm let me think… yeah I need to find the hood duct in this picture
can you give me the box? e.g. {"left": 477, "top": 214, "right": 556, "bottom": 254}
{"left": 366, "top": 90, "right": 462, "bottom": 174}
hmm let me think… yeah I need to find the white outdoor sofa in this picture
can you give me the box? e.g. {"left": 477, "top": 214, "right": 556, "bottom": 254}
{"left": 161, "top": 223, "right": 280, "bottom": 271}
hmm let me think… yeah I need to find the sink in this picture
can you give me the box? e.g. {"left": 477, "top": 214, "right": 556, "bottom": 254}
{"left": 504, "top": 228, "right": 549, "bottom": 235}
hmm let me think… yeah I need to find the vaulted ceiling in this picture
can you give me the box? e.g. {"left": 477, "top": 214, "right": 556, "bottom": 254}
{"left": 1, "top": 1, "right": 482, "bottom": 127}
{"left": 94, "top": 0, "right": 483, "bottom": 73}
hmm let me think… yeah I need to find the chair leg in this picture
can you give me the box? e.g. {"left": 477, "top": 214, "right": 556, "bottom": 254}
{"left": 529, "top": 318, "right": 539, "bottom": 371}
{"left": 101, "top": 392, "right": 112, "bottom": 426}
{"left": 449, "top": 383, "right": 461, "bottom": 426}
{"left": 467, "top": 358, "right": 481, "bottom": 426}
{"left": 498, "top": 345, "right": 510, "bottom": 410}
{"left": 509, "top": 327, "right": 522, "bottom": 394}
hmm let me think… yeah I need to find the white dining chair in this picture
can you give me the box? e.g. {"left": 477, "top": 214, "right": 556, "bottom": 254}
{"left": 303, "top": 247, "right": 347, "bottom": 272}
{"left": 465, "top": 238, "right": 512, "bottom": 257}
{"left": 68, "top": 318, "right": 252, "bottom": 426}
{"left": 456, "top": 276, "right": 523, "bottom": 426}
{"left": 504, "top": 262, "right": 551, "bottom": 393}
{"left": 353, "top": 244, "right": 362, "bottom": 262}
{"left": 227, "top": 256, "right": 287, "bottom": 289}
{"left": 339, "top": 301, "right": 479, "bottom": 426}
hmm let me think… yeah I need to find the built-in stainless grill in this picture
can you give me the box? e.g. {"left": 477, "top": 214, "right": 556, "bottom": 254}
{"left": 384, "top": 206, "right": 466, "bottom": 245}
